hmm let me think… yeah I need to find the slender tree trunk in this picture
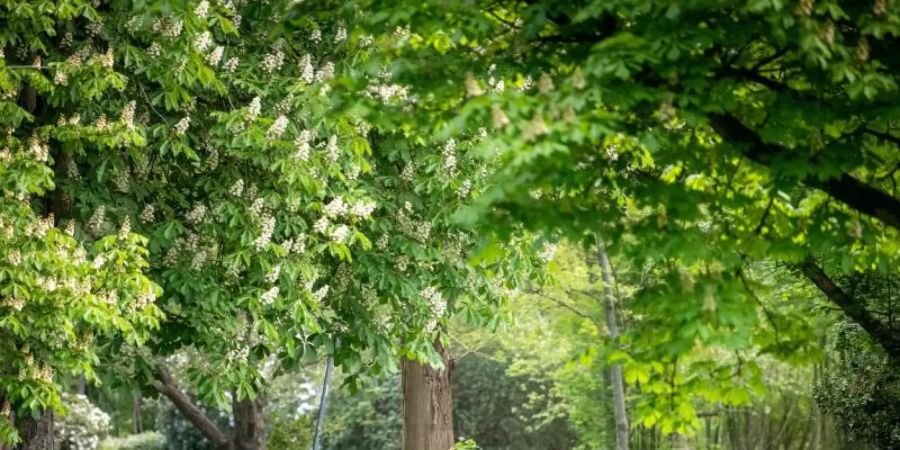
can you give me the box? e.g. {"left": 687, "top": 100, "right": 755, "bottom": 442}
{"left": 74, "top": 375, "right": 86, "bottom": 396}
{"left": 14, "top": 411, "right": 53, "bottom": 450}
{"left": 402, "top": 340, "right": 454, "bottom": 450}
{"left": 133, "top": 391, "right": 143, "bottom": 434}
{"left": 232, "top": 395, "right": 266, "bottom": 450}
{"left": 597, "top": 239, "right": 630, "bottom": 450}
{"left": 312, "top": 354, "right": 335, "bottom": 450}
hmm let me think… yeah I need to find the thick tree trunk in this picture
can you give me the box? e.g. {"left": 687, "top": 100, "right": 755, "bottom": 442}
{"left": 597, "top": 239, "right": 630, "bottom": 450}
{"left": 402, "top": 341, "right": 454, "bottom": 450}
{"left": 232, "top": 395, "right": 266, "bottom": 450}
{"left": 14, "top": 411, "right": 53, "bottom": 450}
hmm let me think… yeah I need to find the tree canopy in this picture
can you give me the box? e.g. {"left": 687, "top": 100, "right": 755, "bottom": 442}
{"left": 1, "top": 0, "right": 898, "bottom": 448}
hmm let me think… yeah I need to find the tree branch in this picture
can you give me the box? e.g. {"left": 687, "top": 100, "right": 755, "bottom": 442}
{"left": 799, "top": 259, "right": 900, "bottom": 360}
{"left": 154, "top": 364, "right": 232, "bottom": 449}
{"left": 708, "top": 113, "right": 900, "bottom": 228}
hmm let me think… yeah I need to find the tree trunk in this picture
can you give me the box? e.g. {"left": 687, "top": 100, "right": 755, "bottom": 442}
{"left": 232, "top": 395, "right": 266, "bottom": 450}
{"left": 14, "top": 411, "right": 53, "bottom": 450}
{"left": 133, "top": 391, "right": 143, "bottom": 434}
{"left": 154, "top": 365, "right": 233, "bottom": 449}
{"left": 402, "top": 340, "right": 454, "bottom": 450}
{"left": 597, "top": 239, "right": 630, "bottom": 450}
{"left": 312, "top": 353, "right": 335, "bottom": 450}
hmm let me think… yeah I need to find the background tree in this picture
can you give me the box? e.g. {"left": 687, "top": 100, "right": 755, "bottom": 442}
{"left": 0, "top": 2, "right": 164, "bottom": 447}
{"left": 335, "top": 0, "right": 899, "bottom": 435}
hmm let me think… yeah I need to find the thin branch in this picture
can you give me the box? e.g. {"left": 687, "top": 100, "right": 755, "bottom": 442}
{"left": 751, "top": 47, "right": 790, "bottom": 70}
{"left": 754, "top": 195, "right": 775, "bottom": 236}
{"left": 533, "top": 290, "right": 602, "bottom": 326}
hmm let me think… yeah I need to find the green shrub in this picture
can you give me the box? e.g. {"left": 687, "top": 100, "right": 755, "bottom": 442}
{"left": 99, "top": 432, "right": 165, "bottom": 450}
{"left": 267, "top": 414, "right": 314, "bottom": 450}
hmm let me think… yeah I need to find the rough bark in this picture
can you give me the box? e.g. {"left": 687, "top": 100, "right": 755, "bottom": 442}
{"left": 232, "top": 395, "right": 266, "bottom": 450}
{"left": 597, "top": 239, "right": 630, "bottom": 450}
{"left": 799, "top": 259, "right": 900, "bottom": 360}
{"left": 402, "top": 340, "right": 454, "bottom": 450}
{"left": 14, "top": 411, "right": 53, "bottom": 450}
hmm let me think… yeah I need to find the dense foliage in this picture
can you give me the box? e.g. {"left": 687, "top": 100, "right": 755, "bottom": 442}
{"left": 1, "top": 0, "right": 898, "bottom": 448}
{"left": 331, "top": 0, "right": 900, "bottom": 434}
{"left": 0, "top": 0, "right": 545, "bottom": 445}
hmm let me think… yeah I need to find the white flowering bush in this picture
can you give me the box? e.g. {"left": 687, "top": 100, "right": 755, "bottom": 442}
{"left": 55, "top": 394, "right": 111, "bottom": 450}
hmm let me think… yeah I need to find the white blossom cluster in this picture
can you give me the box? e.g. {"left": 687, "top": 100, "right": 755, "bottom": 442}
{"left": 457, "top": 179, "right": 472, "bottom": 198}
{"left": 262, "top": 49, "right": 285, "bottom": 74}
{"left": 185, "top": 203, "right": 208, "bottom": 225}
{"left": 316, "top": 61, "right": 335, "bottom": 81}
{"left": 299, "top": 54, "right": 315, "bottom": 84}
{"left": 539, "top": 242, "right": 558, "bottom": 263}
{"left": 29, "top": 137, "right": 49, "bottom": 162}
{"left": 330, "top": 224, "right": 351, "bottom": 244}
{"left": 223, "top": 56, "right": 239, "bottom": 72}
{"left": 313, "top": 216, "right": 330, "bottom": 235}
{"left": 120, "top": 100, "right": 136, "bottom": 128}
{"left": 195, "top": 0, "right": 210, "bottom": 18}
{"left": 152, "top": 17, "right": 184, "bottom": 38}
{"left": 112, "top": 170, "right": 130, "bottom": 193}
{"left": 247, "top": 96, "right": 261, "bottom": 121}
{"left": 323, "top": 197, "right": 347, "bottom": 217}
{"left": 280, "top": 233, "right": 306, "bottom": 254}
{"left": 400, "top": 163, "right": 415, "bottom": 182}
{"left": 465, "top": 73, "right": 485, "bottom": 97}
{"left": 366, "top": 82, "right": 409, "bottom": 103}
{"left": 174, "top": 116, "right": 191, "bottom": 135}
{"left": 349, "top": 200, "right": 376, "bottom": 219}
{"left": 87, "top": 206, "right": 108, "bottom": 235}
{"left": 311, "top": 284, "right": 329, "bottom": 302}
{"left": 255, "top": 215, "right": 275, "bottom": 250}
{"left": 265, "top": 265, "right": 281, "bottom": 283}
{"left": 267, "top": 115, "right": 289, "bottom": 139}
{"left": 118, "top": 216, "right": 131, "bottom": 239}
{"left": 207, "top": 45, "right": 224, "bottom": 65}
{"left": 492, "top": 104, "right": 510, "bottom": 128}
{"left": 324, "top": 135, "right": 340, "bottom": 162}
{"left": 421, "top": 286, "right": 447, "bottom": 333}
{"left": 260, "top": 286, "right": 279, "bottom": 306}
{"left": 335, "top": 26, "right": 348, "bottom": 43}
{"left": 442, "top": 138, "right": 458, "bottom": 177}
{"left": 228, "top": 179, "right": 245, "bottom": 197}
{"left": 293, "top": 129, "right": 314, "bottom": 160}
{"left": 605, "top": 144, "right": 620, "bottom": 161}
{"left": 99, "top": 48, "right": 114, "bottom": 69}
{"left": 395, "top": 207, "right": 431, "bottom": 243}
